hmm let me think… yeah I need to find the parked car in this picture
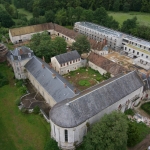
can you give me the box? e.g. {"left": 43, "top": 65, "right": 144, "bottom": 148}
{"left": 147, "top": 146, "right": 150, "bottom": 150}
{"left": 134, "top": 113, "right": 144, "bottom": 123}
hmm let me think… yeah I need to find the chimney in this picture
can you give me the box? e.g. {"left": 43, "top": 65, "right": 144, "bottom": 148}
{"left": 52, "top": 73, "right": 56, "bottom": 78}
{"left": 49, "top": 63, "right": 52, "bottom": 68}
{"left": 64, "top": 83, "right": 67, "bottom": 88}
{"left": 42, "top": 63, "right": 45, "bottom": 68}
{"left": 146, "top": 72, "right": 150, "bottom": 78}
{"left": 74, "top": 88, "right": 77, "bottom": 94}
{"left": 42, "top": 56, "right": 45, "bottom": 62}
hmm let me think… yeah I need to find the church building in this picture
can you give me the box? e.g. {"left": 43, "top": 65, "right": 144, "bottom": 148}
{"left": 50, "top": 71, "right": 144, "bottom": 149}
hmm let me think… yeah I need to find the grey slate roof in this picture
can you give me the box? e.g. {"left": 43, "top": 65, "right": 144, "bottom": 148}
{"left": 55, "top": 50, "right": 80, "bottom": 64}
{"left": 8, "top": 46, "right": 34, "bottom": 61}
{"left": 50, "top": 71, "right": 144, "bottom": 128}
{"left": 25, "top": 56, "right": 77, "bottom": 103}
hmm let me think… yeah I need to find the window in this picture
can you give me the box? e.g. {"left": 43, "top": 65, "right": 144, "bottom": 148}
{"left": 64, "top": 130, "right": 68, "bottom": 142}
{"left": 141, "top": 54, "right": 143, "bottom": 56}
{"left": 137, "top": 52, "right": 139, "bottom": 55}
{"left": 129, "top": 49, "right": 130, "bottom": 51}
{"left": 125, "top": 47, "right": 127, "bottom": 50}
{"left": 18, "top": 56, "right": 21, "bottom": 60}
{"left": 28, "top": 53, "right": 31, "bottom": 57}
{"left": 67, "top": 62, "right": 68, "bottom": 65}
{"left": 70, "top": 61, "right": 72, "bottom": 64}
{"left": 133, "top": 50, "right": 135, "bottom": 53}
{"left": 146, "top": 56, "right": 148, "bottom": 58}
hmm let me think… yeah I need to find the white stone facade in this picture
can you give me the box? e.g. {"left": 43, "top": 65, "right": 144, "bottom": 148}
{"left": 133, "top": 57, "right": 150, "bottom": 70}
{"left": 74, "top": 22, "right": 124, "bottom": 51}
{"left": 51, "top": 57, "right": 83, "bottom": 75}
{"left": 123, "top": 44, "right": 150, "bottom": 59}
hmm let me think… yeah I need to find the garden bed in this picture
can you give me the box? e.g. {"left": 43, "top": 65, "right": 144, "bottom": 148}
{"left": 63, "top": 67, "right": 109, "bottom": 91}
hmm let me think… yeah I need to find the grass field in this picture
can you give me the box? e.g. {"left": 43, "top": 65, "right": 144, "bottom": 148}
{"left": 108, "top": 11, "right": 150, "bottom": 27}
{"left": 0, "top": 63, "right": 50, "bottom": 150}
{"left": 17, "top": 8, "right": 33, "bottom": 20}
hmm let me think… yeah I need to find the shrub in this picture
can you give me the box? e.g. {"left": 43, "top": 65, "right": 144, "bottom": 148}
{"left": 33, "top": 106, "right": 40, "bottom": 114}
{"left": 15, "top": 98, "right": 20, "bottom": 106}
{"left": 141, "top": 102, "right": 150, "bottom": 115}
{"left": 19, "top": 86, "right": 27, "bottom": 94}
{"left": 16, "top": 80, "right": 23, "bottom": 87}
{"left": 21, "top": 107, "right": 28, "bottom": 114}
{"left": 124, "top": 109, "right": 135, "bottom": 116}
{"left": 78, "top": 80, "right": 90, "bottom": 86}
{"left": 44, "top": 138, "right": 59, "bottom": 150}
{"left": 96, "top": 76, "right": 103, "bottom": 82}
{"left": 0, "top": 72, "right": 9, "bottom": 87}
{"left": 103, "top": 72, "right": 111, "bottom": 79}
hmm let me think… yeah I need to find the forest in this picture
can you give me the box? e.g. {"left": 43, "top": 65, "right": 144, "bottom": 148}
{"left": 1, "top": 0, "right": 150, "bottom": 41}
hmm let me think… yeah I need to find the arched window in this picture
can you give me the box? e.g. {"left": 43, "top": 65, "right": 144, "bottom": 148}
{"left": 64, "top": 130, "right": 68, "bottom": 142}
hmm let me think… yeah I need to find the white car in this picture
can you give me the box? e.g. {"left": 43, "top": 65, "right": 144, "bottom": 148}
{"left": 148, "top": 146, "right": 150, "bottom": 150}
{"left": 134, "top": 113, "right": 144, "bottom": 123}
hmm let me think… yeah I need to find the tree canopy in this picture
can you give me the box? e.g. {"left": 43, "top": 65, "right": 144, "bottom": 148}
{"left": 72, "top": 35, "right": 90, "bottom": 54}
{"left": 83, "top": 111, "right": 128, "bottom": 150}
{"left": 29, "top": 31, "right": 67, "bottom": 62}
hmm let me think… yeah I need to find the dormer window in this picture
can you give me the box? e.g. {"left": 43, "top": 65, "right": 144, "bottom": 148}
{"left": 18, "top": 56, "right": 21, "bottom": 60}
{"left": 28, "top": 53, "right": 31, "bottom": 57}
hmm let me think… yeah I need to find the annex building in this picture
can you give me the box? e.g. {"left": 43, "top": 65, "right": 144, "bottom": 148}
{"left": 51, "top": 50, "right": 84, "bottom": 75}
{"left": 9, "top": 23, "right": 78, "bottom": 45}
{"left": 74, "top": 22, "right": 150, "bottom": 70}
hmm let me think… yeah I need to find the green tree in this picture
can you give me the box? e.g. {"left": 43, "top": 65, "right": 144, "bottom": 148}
{"left": 30, "top": 31, "right": 67, "bottom": 62}
{"left": 123, "top": 2, "right": 130, "bottom": 12}
{"left": 51, "top": 37, "right": 67, "bottom": 55}
{"left": 72, "top": 35, "right": 90, "bottom": 54}
{"left": 113, "top": 0, "right": 120, "bottom": 11}
{"left": 33, "top": 7, "right": 40, "bottom": 18}
{"left": 121, "top": 17, "right": 137, "bottom": 34}
{"left": 83, "top": 111, "right": 128, "bottom": 150}
{"left": 0, "top": 8, "right": 15, "bottom": 28}
{"left": 45, "top": 10, "right": 55, "bottom": 22}
{"left": 127, "top": 121, "right": 140, "bottom": 147}
{"left": 55, "top": 9, "right": 67, "bottom": 25}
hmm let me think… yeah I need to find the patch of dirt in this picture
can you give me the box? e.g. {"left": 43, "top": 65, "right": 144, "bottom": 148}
{"left": 128, "top": 134, "right": 150, "bottom": 150}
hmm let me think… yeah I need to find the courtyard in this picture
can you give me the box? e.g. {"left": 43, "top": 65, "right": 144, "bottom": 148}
{"left": 63, "top": 67, "right": 109, "bottom": 91}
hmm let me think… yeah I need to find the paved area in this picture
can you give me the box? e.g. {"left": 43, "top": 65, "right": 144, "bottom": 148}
{"left": 21, "top": 80, "right": 50, "bottom": 117}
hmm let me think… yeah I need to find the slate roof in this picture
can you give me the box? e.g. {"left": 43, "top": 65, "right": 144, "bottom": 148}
{"left": 54, "top": 24, "right": 78, "bottom": 39}
{"left": 88, "top": 52, "right": 127, "bottom": 76}
{"left": 50, "top": 71, "right": 144, "bottom": 128}
{"left": 24, "top": 56, "right": 77, "bottom": 103}
{"left": 55, "top": 50, "right": 80, "bottom": 64}
{"left": 8, "top": 46, "right": 34, "bottom": 61}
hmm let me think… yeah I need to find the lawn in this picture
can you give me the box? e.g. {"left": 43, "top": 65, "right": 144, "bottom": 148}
{"left": 0, "top": 63, "right": 51, "bottom": 150}
{"left": 108, "top": 11, "right": 150, "bottom": 27}
{"left": 63, "top": 67, "right": 107, "bottom": 91}
{"left": 17, "top": 8, "right": 33, "bottom": 20}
